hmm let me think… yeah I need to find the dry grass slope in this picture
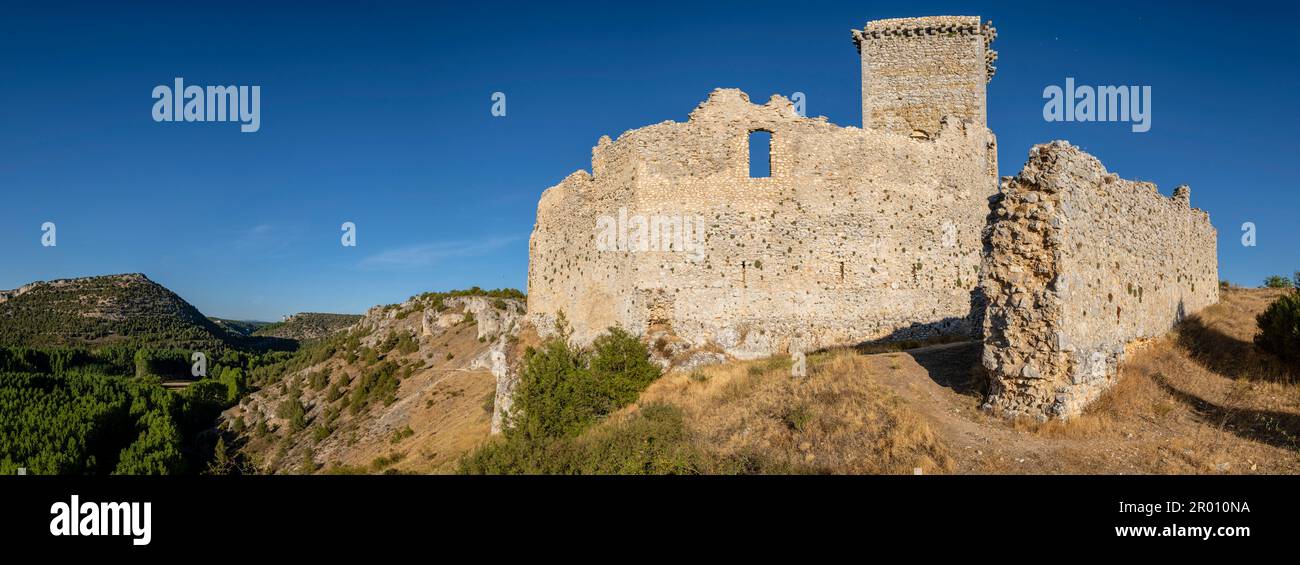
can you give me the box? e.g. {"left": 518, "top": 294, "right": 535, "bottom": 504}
{"left": 622, "top": 287, "right": 1299, "bottom": 474}
{"left": 635, "top": 353, "right": 953, "bottom": 474}
{"left": 243, "top": 287, "right": 1297, "bottom": 475}
{"left": 225, "top": 300, "right": 508, "bottom": 474}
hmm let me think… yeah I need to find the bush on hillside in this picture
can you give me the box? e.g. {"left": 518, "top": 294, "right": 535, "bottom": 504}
{"left": 458, "top": 320, "right": 666, "bottom": 474}
{"left": 1256, "top": 290, "right": 1300, "bottom": 366}
{"left": 457, "top": 403, "right": 705, "bottom": 475}
{"left": 504, "top": 324, "right": 660, "bottom": 441}
{"left": 1264, "top": 275, "right": 1292, "bottom": 289}
{"left": 276, "top": 388, "right": 307, "bottom": 432}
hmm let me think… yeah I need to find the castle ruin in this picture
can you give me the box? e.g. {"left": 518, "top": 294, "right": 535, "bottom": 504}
{"left": 981, "top": 142, "right": 1218, "bottom": 418}
{"left": 525, "top": 15, "right": 1218, "bottom": 419}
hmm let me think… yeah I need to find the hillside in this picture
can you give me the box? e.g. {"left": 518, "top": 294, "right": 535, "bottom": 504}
{"left": 221, "top": 292, "right": 527, "bottom": 474}
{"left": 210, "top": 318, "right": 272, "bottom": 337}
{"left": 460, "top": 287, "right": 1300, "bottom": 475}
{"left": 252, "top": 313, "right": 362, "bottom": 341}
{"left": 0, "top": 273, "right": 235, "bottom": 352}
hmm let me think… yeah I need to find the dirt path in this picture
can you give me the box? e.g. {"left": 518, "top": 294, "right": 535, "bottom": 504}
{"left": 864, "top": 342, "right": 1074, "bottom": 473}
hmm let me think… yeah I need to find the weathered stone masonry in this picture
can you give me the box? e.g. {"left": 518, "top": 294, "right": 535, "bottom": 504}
{"left": 528, "top": 15, "right": 1000, "bottom": 360}
{"left": 981, "top": 142, "right": 1218, "bottom": 418}
{"left": 854, "top": 16, "right": 997, "bottom": 138}
{"left": 524, "top": 15, "right": 1219, "bottom": 420}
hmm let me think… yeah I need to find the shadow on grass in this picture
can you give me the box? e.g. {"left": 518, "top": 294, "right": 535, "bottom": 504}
{"left": 1174, "top": 315, "right": 1297, "bottom": 384}
{"left": 1152, "top": 372, "right": 1300, "bottom": 452}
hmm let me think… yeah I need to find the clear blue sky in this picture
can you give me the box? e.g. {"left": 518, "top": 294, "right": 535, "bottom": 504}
{"left": 1, "top": 0, "right": 1296, "bottom": 320}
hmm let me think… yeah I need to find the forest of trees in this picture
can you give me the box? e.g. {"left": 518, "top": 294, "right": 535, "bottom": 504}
{"left": 0, "top": 343, "right": 295, "bottom": 475}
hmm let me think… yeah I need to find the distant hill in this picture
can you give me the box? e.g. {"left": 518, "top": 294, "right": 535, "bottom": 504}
{"left": 0, "top": 273, "right": 235, "bottom": 352}
{"left": 252, "top": 313, "right": 361, "bottom": 341}
{"left": 210, "top": 318, "right": 272, "bottom": 337}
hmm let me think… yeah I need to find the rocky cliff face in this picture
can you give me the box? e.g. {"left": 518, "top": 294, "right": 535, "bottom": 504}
{"left": 221, "top": 292, "right": 529, "bottom": 473}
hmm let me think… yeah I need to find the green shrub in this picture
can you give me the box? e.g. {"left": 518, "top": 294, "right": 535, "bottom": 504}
{"left": 357, "top": 347, "right": 378, "bottom": 366}
{"left": 503, "top": 325, "right": 660, "bottom": 441}
{"left": 276, "top": 388, "right": 307, "bottom": 432}
{"left": 376, "top": 333, "right": 400, "bottom": 354}
{"left": 459, "top": 321, "right": 666, "bottom": 474}
{"left": 588, "top": 327, "right": 662, "bottom": 410}
{"left": 1264, "top": 275, "right": 1293, "bottom": 289}
{"left": 389, "top": 426, "right": 414, "bottom": 444}
{"left": 348, "top": 360, "right": 400, "bottom": 414}
{"left": 219, "top": 367, "right": 246, "bottom": 403}
{"left": 325, "top": 379, "right": 344, "bottom": 403}
{"left": 457, "top": 403, "right": 703, "bottom": 475}
{"left": 371, "top": 451, "right": 405, "bottom": 471}
{"left": 1256, "top": 291, "right": 1300, "bottom": 365}
{"left": 308, "top": 370, "right": 328, "bottom": 390}
{"left": 502, "top": 331, "right": 590, "bottom": 441}
{"left": 396, "top": 333, "right": 419, "bottom": 355}
{"left": 311, "top": 425, "right": 331, "bottom": 443}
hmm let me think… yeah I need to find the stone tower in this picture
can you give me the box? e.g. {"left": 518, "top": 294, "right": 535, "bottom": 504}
{"left": 853, "top": 16, "right": 997, "bottom": 138}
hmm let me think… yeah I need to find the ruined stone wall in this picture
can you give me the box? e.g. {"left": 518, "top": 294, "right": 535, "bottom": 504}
{"left": 528, "top": 88, "right": 998, "bottom": 358}
{"left": 853, "top": 16, "right": 997, "bottom": 138}
{"left": 981, "top": 142, "right": 1219, "bottom": 419}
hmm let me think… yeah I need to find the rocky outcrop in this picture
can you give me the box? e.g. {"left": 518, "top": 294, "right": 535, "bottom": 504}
{"left": 222, "top": 292, "right": 529, "bottom": 472}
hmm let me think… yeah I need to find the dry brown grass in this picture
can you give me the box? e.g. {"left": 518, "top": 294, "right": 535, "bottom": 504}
{"left": 628, "top": 287, "right": 1300, "bottom": 475}
{"left": 232, "top": 307, "right": 508, "bottom": 474}
{"left": 1000, "top": 288, "right": 1300, "bottom": 474}
{"left": 637, "top": 350, "right": 953, "bottom": 474}
{"left": 271, "top": 287, "right": 1299, "bottom": 475}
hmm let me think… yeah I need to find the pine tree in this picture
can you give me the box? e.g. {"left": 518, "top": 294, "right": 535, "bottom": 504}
{"left": 208, "top": 436, "right": 233, "bottom": 475}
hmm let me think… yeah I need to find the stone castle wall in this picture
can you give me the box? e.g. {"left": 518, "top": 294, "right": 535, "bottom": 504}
{"left": 981, "top": 142, "right": 1219, "bottom": 419}
{"left": 528, "top": 86, "right": 998, "bottom": 358}
{"left": 526, "top": 14, "right": 1221, "bottom": 420}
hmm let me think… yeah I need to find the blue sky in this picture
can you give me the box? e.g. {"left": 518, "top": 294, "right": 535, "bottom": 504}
{"left": 1, "top": 0, "right": 1296, "bottom": 320}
